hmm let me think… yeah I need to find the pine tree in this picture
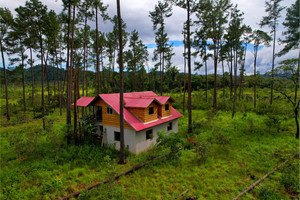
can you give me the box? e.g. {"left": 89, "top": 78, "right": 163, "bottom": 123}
{"left": 250, "top": 30, "right": 272, "bottom": 109}
{"left": 0, "top": 7, "right": 13, "bottom": 121}
{"left": 116, "top": 0, "right": 125, "bottom": 165}
{"left": 149, "top": 1, "right": 173, "bottom": 96}
{"left": 124, "top": 30, "right": 149, "bottom": 91}
{"left": 260, "top": 0, "right": 285, "bottom": 104}
{"left": 277, "top": 0, "right": 299, "bottom": 103}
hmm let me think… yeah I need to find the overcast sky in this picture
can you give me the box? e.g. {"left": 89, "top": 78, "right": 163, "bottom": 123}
{"left": 0, "top": 0, "right": 297, "bottom": 75}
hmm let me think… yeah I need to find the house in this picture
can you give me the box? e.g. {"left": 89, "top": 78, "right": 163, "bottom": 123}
{"left": 74, "top": 91, "right": 183, "bottom": 154}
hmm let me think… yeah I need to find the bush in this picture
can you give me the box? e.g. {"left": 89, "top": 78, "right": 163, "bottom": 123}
{"left": 195, "top": 140, "right": 211, "bottom": 163}
{"left": 264, "top": 115, "right": 281, "bottom": 133}
{"left": 157, "top": 130, "right": 184, "bottom": 161}
{"left": 279, "top": 161, "right": 300, "bottom": 195}
{"left": 256, "top": 183, "right": 278, "bottom": 200}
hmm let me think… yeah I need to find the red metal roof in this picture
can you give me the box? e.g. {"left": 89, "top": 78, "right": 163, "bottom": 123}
{"left": 124, "top": 98, "right": 157, "bottom": 108}
{"left": 72, "top": 96, "right": 95, "bottom": 107}
{"left": 73, "top": 91, "right": 183, "bottom": 131}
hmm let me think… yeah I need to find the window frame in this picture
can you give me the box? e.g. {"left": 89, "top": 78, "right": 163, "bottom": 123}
{"left": 107, "top": 106, "right": 113, "bottom": 114}
{"left": 167, "top": 122, "right": 172, "bottom": 131}
{"left": 146, "top": 129, "right": 153, "bottom": 140}
{"left": 165, "top": 104, "right": 169, "bottom": 111}
{"left": 114, "top": 131, "right": 120, "bottom": 141}
{"left": 149, "top": 107, "right": 154, "bottom": 115}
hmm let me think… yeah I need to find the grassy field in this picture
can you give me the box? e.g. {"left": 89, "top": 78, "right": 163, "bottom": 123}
{"left": 0, "top": 87, "right": 299, "bottom": 200}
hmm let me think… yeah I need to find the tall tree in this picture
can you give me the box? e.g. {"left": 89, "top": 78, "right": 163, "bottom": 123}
{"left": 196, "top": 0, "right": 232, "bottom": 112}
{"left": 78, "top": 0, "right": 93, "bottom": 101}
{"left": 0, "top": 8, "right": 13, "bottom": 121}
{"left": 93, "top": 0, "right": 108, "bottom": 95}
{"left": 116, "top": 0, "right": 125, "bottom": 164}
{"left": 7, "top": 7, "right": 30, "bottom": 114}
{"left": 272, "top": 59, "right": 299, "bottom": 139}
{"left": 149, "top": 1, "right": 173, "bottom": 96}
{"left": 239, "top": 26, "right": 252, "bottom": 100}
{"left": 250, "top": 30, "right": 271, "bottom": 109}
{"left": 226, "top": 5, "right": 244, "bottom": 118}
{"left": 260, "top": 0, "right": 285, "bottom": 105}
{"left": 124, "top": 29, "right": 149, "bottom": 91}
{"left": 193, "top": 26, "right": 212, "bottom": 103}
{"left": 26, "top": 0, "right": 47, "bottom": 128}
{"left": 166, "top": 0, "right": 194, "bottom": 133}
{"left": 277, "top": 0, "right": 299, "bottom": 103}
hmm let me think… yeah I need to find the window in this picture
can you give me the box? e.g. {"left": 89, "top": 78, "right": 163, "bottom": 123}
{"left": 107, "top": 106, "right": 113, "bottom": 114}
{"left": 167, "top": 122, "right": 172, "bottom": 131}
{"left": 165, "top": 104, "right": 169, "bottom": 111}
{"left": 146, "top": 129, "right": 153, "bottom": 140}
{"left": 149, "top": 107, "right": 154, "bottom": 115}
{"left": 114, "top": 131, "right": 120, "bottom": 141}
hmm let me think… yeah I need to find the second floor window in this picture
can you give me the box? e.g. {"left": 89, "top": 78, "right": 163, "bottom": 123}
{"left": 165, "top": 104, "right": 169, "bottom": 111}
{"left": 107, "top": 106, "right": 113, "bottom": 114}
{"left": 149, "top": 107, "right": 154, "bottom": 115}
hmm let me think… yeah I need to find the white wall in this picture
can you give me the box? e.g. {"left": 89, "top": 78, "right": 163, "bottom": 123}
{"left": 135, "top": 119, "right": 178, "bottom": 154}
{"left": 102, "top": 119, "right": 178, "bottom": 154}
{"left": 103, "top": 125, "right": 137, "bottom": 153}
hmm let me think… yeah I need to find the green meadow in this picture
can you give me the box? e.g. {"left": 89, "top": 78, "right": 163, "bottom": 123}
{"left": 0, "top": 87, "right": 299, "bottom": 200}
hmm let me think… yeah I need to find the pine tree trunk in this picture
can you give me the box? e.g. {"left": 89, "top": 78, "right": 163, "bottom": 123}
{"left": 40, "top": 36, "right": 45, "bottom": 129}
{"left": 117, "top": 0, "right": 125, "bottom": 164}
{"left": 183, "top": 44, "right": 186, "bottom": 113}
{"left": 82, "top": 15, "right": 87, "bottom": 116}
{"left": 66, "top": 1, "right": 72, "bottom": 133}
{"left": 55, "top": 40, "right": 62, "bottom": 116}
{"left": 187, "top": 0, "right": 192, "bottom": 133}
{"left": 0, "top": 41, "right": 10, "bottom": 121}
{"left": 30, "top": 47, "right": 35, "bottom": 117}
{"left": 270, "top": 24, "right": 276, "bottom": 105}
{"left": 254, "top": 46, "right": 257, "bottom": 109}
{"left": 160, "top": 52, "right": 162, "bottom": 96}
{"left": 222, "top": 59, "right": 225, "bottom": 99}
{"left": 70, "top": 4, "right": 76, "bottom": 144}
{"left": 205, "top": 54, "right": 208, "bottom": 103}
{"left": 213, "top": 44, "right": 218, "bottom": 111}
{"left": 232, "top": 50, "right": 238, "bottom": 118}
{"left": 230, "top": 47, "right": 233, "bottom": 99}
{"left": 239, "top": 43, "right": 247, "bottom": 100}
{"left": 96, "top": 4, "right": 100, "bottom": 95}
{"left": 53, "top": 55, "right": 56, "bottom": 98}
{"left": 21, "top": 49, "right": 26, "bottom": 112}
{"left": 44, "top": 53, "right": 50, "bottom": 104}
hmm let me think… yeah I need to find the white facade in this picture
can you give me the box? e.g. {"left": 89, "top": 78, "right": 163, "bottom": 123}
{"left": 98, "top": 119, "right": 179, "bottom": 154}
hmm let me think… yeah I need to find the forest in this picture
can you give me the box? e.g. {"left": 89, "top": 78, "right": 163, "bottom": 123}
{"left": 0, "top": 0, "right": 299, "bottom": 199}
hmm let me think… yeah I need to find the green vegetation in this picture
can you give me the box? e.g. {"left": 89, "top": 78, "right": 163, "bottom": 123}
{"left": 0, "top": 86, "right": 298, "bottom": 200}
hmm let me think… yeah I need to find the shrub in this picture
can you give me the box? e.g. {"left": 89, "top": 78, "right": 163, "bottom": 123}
{"left": 264, "top": 114, "right": 281, "bottom": 133}
{"left": 256, "top": 183, "right": 278, "bottom": 200}
{"left": 279, "top": 161, "right": 300, "bottom": 195}
{"left": 195, "top": 140, "right": 211, "bottom": 163}
{"left": 157, "top": 130, "right": 184, "bottom": 161}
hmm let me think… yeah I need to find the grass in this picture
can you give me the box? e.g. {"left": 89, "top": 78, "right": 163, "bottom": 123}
{"left": 0, "top": 87, "right": 299, "bottom": 199}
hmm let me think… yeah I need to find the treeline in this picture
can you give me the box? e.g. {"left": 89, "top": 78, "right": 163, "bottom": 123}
{"left": 0, "top": 0, "right": 299, "bottom": 140}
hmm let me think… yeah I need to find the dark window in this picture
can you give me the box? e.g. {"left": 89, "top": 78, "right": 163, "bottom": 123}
{"left": 149, "top": 107, "right": 154, "bottom": 115}
{"left": 146, "top": 129, "right": 153, "bottom": 140}
{"left": 114, "top": 131, "right": 120, "bottom": 141}
{"left": 165, "top": 104, "right": 169, "bottom": 111}
{"left": 107, "top": 106, "right": 113, "bottom": 114}
{"left": 167, "top": 122, "right": 172, "bottom": 131}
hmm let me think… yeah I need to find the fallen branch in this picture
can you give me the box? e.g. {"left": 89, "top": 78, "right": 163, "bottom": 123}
{"left": 59, "top": 151, "right": 172, "bottom": 200}
{"left": 232, "top": 155, "right": 295, "bottom": 200}
{"left": 175, "top": 189, "right": 189, "bottom": 199}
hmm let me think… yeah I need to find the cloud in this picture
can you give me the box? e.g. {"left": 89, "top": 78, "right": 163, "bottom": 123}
{"left": 0, "top": 0, "right": 296, "bottom": 76}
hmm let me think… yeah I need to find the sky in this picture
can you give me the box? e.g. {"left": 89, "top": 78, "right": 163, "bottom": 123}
{"left": 0, "top": 0, "right": 297, "bottom": 75}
